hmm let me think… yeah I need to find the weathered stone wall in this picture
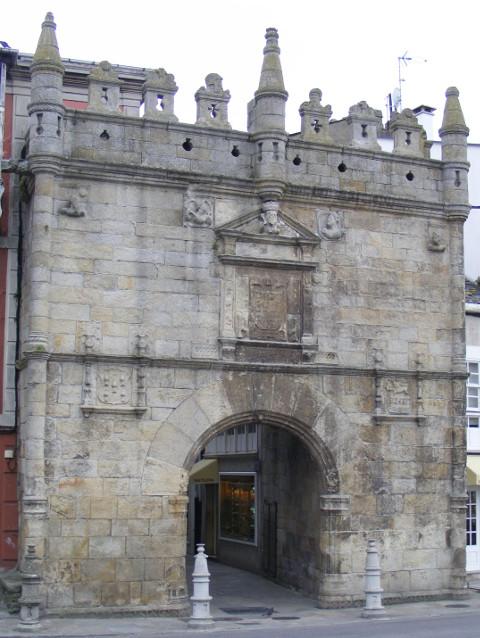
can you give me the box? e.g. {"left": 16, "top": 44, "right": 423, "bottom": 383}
{"left": 22, "top": 361, "right": 460, "bottom": 609}
{"left": 16, "top": 166, "right": 464, "bottom": 611}
{"left": 29, "top": 172, "right": 455, "bottom": 370}
{"left": 261, "top": 426, "right": 322, "bottom": 596}
{"left": 13, "top": 15, "right": 469, "bottom": 614}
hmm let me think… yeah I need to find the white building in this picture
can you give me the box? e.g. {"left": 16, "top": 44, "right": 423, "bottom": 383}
{"left": 466, "top": 280, "right": 480, "bottom": 572}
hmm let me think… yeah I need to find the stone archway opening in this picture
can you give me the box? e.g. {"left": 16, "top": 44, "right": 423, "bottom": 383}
{"left": 186, "top": 412, "right": 334, "bottom": 599}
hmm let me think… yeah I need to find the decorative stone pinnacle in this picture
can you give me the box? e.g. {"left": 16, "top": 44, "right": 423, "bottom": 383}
{"left": 32, "top": 11, "right": 63, "bottom": 72}
{"left": 264, "top": 28, "right": 280, "bottom": 54}
{"left": 440, "top": 86, "right": 469, "bottom": 136}
{"left": 390, "top": 108, "right": 420, "bottom": 126}
{"left": 204, "top": 73, "right": 226, "bottom": 96}
{"left": 144, "top": 68, "right": 177, "bottom": 92}
{"left": 257, "top": 27, "right": 287, "bottom": 95}
{"left": 349, "top": 100, "right": 381, "bottom": 120}
{"left": 89, "top": 60, "right": 121, "bottom": 84}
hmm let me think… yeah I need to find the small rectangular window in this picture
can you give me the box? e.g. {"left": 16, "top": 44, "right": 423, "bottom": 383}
{"left": 467, "top": 490, "right": 478, "bottom": 547}
{"left": 467, "top": 362, "right": 480, "bottom": 411}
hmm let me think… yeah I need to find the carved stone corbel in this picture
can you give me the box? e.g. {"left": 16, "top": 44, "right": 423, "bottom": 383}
{"left": 318, "top": 210, "right": 345, "bottom": 241}
{"left": 427, "top": 224, "right": 447, "bottom": 252}
{"left": 183, "top": 186, "right": 214, "bottom": 228}
{"left": 59, "top": 187, "right": 88, "bottom": 218}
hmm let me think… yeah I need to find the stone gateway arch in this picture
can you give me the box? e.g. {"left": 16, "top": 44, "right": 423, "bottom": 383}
{"left": 141, "top": 375, "right": 347, "bottom": 604}
{"left": 6, "top": 13, "right": 469, "bottom": 615}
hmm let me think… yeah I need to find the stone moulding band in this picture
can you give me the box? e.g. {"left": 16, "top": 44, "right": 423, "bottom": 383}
{"left": 216, "top": 255, "right": 317, "bottom": 270}
{"left": 56, "top": 159, "right": 452, "bottom": 220}
{"left": 80, "top": 405, "right": 147, "bottom": 418}
{"left": 19, "top": 350, "right": 468, "bottom": 381}
{"left": 319, "top": 494, "right": 351, "bottom": 513}
{"left": 372, "top": 414, "right": 427, "bottom": 426}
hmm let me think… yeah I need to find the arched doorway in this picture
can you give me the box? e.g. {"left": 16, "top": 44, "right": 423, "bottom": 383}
{"left": 140, "top": 377, "right": 349, "bottom": 608}
{"left": 186, "top": 412, "right": 338, "bottom": 598}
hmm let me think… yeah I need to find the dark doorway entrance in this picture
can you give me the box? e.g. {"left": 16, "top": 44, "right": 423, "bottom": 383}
{"left": 188, "top": 421, "right": 322, "bottom": 598}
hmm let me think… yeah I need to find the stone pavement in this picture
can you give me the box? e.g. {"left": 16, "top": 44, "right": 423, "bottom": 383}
{"left": 1, "top": 562, "right": 480, "bottom": 637}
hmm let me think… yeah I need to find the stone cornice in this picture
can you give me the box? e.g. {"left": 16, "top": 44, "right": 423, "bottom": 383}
{"left": 18, "top": 350, "right": 467, "bottom": 381}
{"left": 58, "top": 158, "right": 448, "bottom": 218}
{"left": 216, "top": 255, "right": 317, "bottom": 270}
{"left": 286, "top": 185, "right": 446, "bottom": 217}
{"left": 28, "top": 153, "right": 64, "bottom": 175}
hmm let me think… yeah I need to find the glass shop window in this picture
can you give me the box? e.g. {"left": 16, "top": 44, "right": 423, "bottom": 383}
{"left": 219, "top": 474, "right": 256, "bottom": 544}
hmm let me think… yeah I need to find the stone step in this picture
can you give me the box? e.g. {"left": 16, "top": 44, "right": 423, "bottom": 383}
{"left": 0, "top": 569, "right": 22, "bottom": 614}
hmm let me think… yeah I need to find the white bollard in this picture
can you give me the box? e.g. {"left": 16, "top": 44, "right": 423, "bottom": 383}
{"left": 361, "top": 539, "right": 386, "bottom": 618}
{"left": 188, "top": 543, "right": 215, "bottom": 629}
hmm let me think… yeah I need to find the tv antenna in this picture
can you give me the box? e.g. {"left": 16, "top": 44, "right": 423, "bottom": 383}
{"left": 386, "top": 52, "right": 427, "bottom": 118}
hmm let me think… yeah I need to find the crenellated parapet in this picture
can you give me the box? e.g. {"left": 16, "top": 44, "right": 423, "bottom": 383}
{"left": 389, "top": 108, "right": 425, "bottom": 158}
{"left": 195, "top": 73, "right": 231, "bottom": 129}
{"left": 330, "top": 101, "right": 383, "bottom": 150}
{"left": 22, "top": 16, "right": 471, "bottom": 218}
{"left": 87, "top": 60, "right": 122, "bottom": 113}
{"left": 142, "top": 68, "right": 178, "bottom": 121}
{"left": 298, "top": 89, "right": 333, "bottom": 144}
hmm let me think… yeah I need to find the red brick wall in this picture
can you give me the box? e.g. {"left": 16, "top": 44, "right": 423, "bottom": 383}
{"left": 0, "top": 433, "right": 17, "bottom": 569}
{"left": 63, "top": 99, "right": 88, "bottom": 110}
{"left": 0, "top": 91, "right": 18, "bottom": 569}
{"left": 0, "top": 249, "right": 7, "bottom": 415}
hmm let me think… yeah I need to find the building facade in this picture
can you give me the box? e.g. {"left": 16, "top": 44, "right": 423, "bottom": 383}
{"left": 0, "top": 40, "right": 20, "bottom": 572}
{"left": 0, "top": 13, "right": 472, "bottom": 613}
{"left": 466, "top": 279, "right": 480, "bottom": 572}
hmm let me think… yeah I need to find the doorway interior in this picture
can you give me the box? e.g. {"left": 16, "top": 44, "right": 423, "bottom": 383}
{"left": 188, "top": 420, "right": 323, "bottom": 598}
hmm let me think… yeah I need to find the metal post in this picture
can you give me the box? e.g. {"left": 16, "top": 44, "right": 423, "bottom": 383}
{"left": 361, "top": 539, "right": 385, "bottom": 618}
{"left": 17, "top": 545, "right": 43, "bottom": 631}
{"left": 188, "top": 543, "right": 214, "bottom": 629}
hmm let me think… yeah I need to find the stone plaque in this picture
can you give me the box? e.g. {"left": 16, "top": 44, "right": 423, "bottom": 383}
{"left": 249, "top": 277, "right": 288, "bottom": 341}
{"left": 384, "top": 379, "right": 411, "bottom": 415}
{"left": 97, "top": 368, "right": 132, "bottom": 404}
{"left": 245, "top": 270, "right": 302, "bottom": 343}
{"left": 236, "top": 343, "right": 301, "bottom": 364}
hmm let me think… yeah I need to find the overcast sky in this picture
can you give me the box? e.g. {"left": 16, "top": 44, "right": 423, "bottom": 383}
{"left": 4, "top": 0, "right": 480, "bottom": 136}
{"left": 3, "top": 0, "right": 480, "bottom": 276}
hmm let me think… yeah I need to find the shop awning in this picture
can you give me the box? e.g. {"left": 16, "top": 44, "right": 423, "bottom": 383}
{"left": 467, "top": 456, "right": 480, "bottom": 486}
{"left": 189, "top": 459, "right": 218, "bottom": 483}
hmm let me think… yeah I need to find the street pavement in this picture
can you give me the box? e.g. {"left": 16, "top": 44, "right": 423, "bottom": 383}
{"left": 1, "top": 562, "right": 480, "bottom": 637}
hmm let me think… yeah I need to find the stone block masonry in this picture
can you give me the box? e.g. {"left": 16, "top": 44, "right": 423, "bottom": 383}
{"left": 5, "top": 12, "right": 470, "bottom": 614}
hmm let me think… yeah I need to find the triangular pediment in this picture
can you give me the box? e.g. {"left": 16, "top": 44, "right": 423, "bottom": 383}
{"left": 215, "top": 208, "right": 319, "bottom": 245}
